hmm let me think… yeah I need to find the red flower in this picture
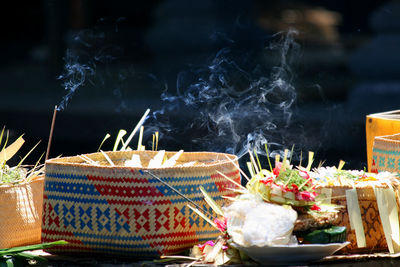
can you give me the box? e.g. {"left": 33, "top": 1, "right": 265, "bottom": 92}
{"left": 260, "top": 177, "right": 274, "bottom": 185}
{"left": 311, "top": 204, "right": 321, "bottom": 211}
{"left": 214, "top": 217, "right": 227, "bottom": 232}
{"left": 297, "top": 191, "right": 316, "bottom": 201}
{"left": 283, "top": 185, "right": 290, "bottom": 192}
{"left": 291, "top": 184, "right": 299, "bottom": 193}
{"left": 273, "top": 162, "right": 282, "bottom": 176}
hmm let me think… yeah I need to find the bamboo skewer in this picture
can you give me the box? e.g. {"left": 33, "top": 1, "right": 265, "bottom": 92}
{"left": 141, "top": 170, "right": 213, "bottom": 217}
{"left": 137, "top": 126, "right": 144, "bottom": 151}
{"left": 248, "top": 149, "right": 260, "bottom": 175}
{"left": 78, "top": 155, "right": 93, "bottom": 165}
{"left": 100, "top": 150, "right": 115, "bottom": 166}
{"left": 216, "top": 170, "right": 246, "bottom": 190}
{"left": 223, "top": 154, "right": 250, "bottom": 181}
{"left": 155, "top": 131, "right": 159, "bottom": 151}
{"left": 78, "top": 155, "right": 99, "bottom": 165}
{"left": 160, "top": 255, "right": 200, "bottom": 261}
{"left": 152, "top": 134, "right": 155, "bottom": 151}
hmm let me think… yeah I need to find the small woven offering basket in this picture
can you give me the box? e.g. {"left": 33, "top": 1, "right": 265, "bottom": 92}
{"left": 0, "top": 175, "right": 44, "bottom": 249}
{"left": 317, "top": 182, "right": 400, "bottom": 254}
{"left": 372, "top": 133, "right": 400, "bottom": 173}
{"left": 41, "top": 151, "right": 240, "bottom": 257}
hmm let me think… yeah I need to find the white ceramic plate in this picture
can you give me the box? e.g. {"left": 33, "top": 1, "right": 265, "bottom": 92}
{"left": 231, "top": 242, "right": 350, "bottom": 265}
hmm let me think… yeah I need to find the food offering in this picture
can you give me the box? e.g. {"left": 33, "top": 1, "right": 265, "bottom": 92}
{"left": 0, "top": 129, "right": 44, "bottom": 249}
{"left": 180, "top": 149, "right": 348, "bottom": 265}
{"left": 313, "top": 164, "right": 400, "bottom": 253}
{"left": 40, "top": 107, "right": 400, "bottom": 263}
{"left": 244, "top": 150, "right": 343, "bottom": 241}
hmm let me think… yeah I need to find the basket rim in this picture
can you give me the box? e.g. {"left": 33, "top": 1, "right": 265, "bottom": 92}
{"left": 45, "top": 150, "right": 239, "bottom": 171}
{"left": 374, "top": 133, "right": 400, "bottom": 142}
{"left": 0, "top": 175, "right": 44, "bottom": 188}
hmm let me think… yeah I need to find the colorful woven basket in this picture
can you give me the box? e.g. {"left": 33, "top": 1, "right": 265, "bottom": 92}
{"left": 366, "top": 110, "right": 400, "bottom": 172}
{"left": 372, "top": 133, "right": 400, "bottom": 173}
{"left": 0, "top": 176, "right": 44, "bottom": 249}
{"left": 41, "top": 151, "right": 240, "bottom": 257}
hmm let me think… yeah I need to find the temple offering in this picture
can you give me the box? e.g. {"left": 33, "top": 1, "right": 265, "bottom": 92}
{"left": 313, "top": 165, "right": 400, "bottom": 253}
{"left": 184, "top": 150, "right": 348, "bottom": 265}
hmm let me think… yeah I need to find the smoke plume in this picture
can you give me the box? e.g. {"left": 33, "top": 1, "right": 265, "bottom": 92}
{"left": 56, "top": 24, "right": 123, "bottom": 111}
{"left": 149, "top": 29, "right": 302, "bottom": 158}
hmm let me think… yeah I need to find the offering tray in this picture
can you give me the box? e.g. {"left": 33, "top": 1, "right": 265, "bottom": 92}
{"left": 231, "top": 242, "right": 350, "bottom": 265}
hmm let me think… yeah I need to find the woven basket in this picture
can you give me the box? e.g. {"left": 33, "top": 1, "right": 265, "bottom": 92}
{"left": 372, "top": 133, "right": 400, "bottom": 173}
{"left": 41, "top": 151, "right": 240, "bottom": 257}
{"left": 317, "top": 185, "right": 390, "bottom": 254}
{"left": 366, "top": 110, "right": 400, "bottom": 172}
{"left": 0, "top": 176, "right": 44, "bottom": 249}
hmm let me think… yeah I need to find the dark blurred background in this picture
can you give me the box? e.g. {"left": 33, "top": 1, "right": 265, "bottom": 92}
{"left": 1, "top": 0, "right": 399, "bottom": 169}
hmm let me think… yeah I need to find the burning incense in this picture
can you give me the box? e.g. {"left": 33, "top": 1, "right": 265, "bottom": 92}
{"left": 45, "top": 105, "right": 57, "bottom": 162}
{"left": 121, "top": 109, "right": 150, "bottom": 150}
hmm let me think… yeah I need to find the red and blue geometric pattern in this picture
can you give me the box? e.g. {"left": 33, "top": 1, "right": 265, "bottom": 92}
{"left": 96, "top": 207, "right": 111, "bottom": 232}
{"left": 42, "top": 151, "right": 241, "bottom": 257}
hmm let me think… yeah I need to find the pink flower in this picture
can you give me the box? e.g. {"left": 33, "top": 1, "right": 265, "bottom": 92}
{"left": 214, "top": 217, "right": 227, "bottom": 232}
{"left": 197, "top": 240, "right": 215, "bottom": 251}
{"left": 299, "top": 170, "right": 310, "bottom": 179}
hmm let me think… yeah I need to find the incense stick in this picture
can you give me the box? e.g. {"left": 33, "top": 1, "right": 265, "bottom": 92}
{"left": 121, "top": 109, "right": 150, "bottom": 150}
{"left": 45, "top": 105, "right": 57, "bottom": 162}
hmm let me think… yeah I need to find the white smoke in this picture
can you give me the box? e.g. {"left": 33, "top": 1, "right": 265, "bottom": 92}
{"left": 149, "top": 29, "right": 302, "bottom": 158}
